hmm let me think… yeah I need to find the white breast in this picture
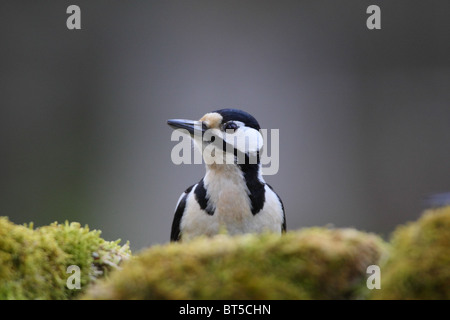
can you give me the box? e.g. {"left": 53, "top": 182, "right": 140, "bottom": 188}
{"left": 180, "top": 164, "right": 283, "bottom": 241}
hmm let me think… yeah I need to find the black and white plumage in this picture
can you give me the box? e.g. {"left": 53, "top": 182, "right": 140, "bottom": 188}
{"left": 167, "top": 109, "right": 286, "bottom": 242}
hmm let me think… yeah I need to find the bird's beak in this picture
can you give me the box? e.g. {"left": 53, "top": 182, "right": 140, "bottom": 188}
{"left": 167, "top": 119, "right": 207, "bottom": 136}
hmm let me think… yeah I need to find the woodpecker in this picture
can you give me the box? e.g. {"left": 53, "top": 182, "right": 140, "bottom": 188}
{"left": 167, "top": 109, "right": 286, "bottom": 242}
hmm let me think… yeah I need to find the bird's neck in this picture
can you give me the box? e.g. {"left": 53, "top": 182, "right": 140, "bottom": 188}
{"left": 205, "top": 163, "right": 264, "bottom": 186}
{"left": 204, "top": 163, "right": 266, "bottom": 215}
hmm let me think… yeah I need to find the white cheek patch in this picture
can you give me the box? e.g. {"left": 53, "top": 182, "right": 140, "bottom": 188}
{"left": 227, "top": 127, "right": 264, "bottom": 155}
{"left": 196, "top": 124, "right": 264, "bottom": 165}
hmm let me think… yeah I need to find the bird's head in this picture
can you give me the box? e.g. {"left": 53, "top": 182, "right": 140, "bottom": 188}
{"left": 168, "top": 109, "right": 263, "bottom": 166}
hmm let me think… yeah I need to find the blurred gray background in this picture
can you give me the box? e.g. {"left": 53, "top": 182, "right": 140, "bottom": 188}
{"left": 1, "top": 1, "right": 449, "bottom": 250}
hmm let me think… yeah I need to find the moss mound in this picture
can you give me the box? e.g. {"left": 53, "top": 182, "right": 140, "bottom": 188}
{"left": 83, "top": 228, "right": 387, "bottom": 299}
{"left": 3, "top": 206, "right": 448, "bottom": 300}
{"left": 372, "top": 206, "right": 450, "bottom": 299}
{"left": 0, "top": 217, "right": 131, "bottom": 300}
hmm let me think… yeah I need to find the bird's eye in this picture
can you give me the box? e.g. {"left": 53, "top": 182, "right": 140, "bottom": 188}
{"left": 224, "top": 122, "right": 238, "bottom": 132}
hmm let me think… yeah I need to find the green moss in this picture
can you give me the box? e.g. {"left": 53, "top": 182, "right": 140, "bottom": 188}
{"left": 4, "top": 206, "right": 447, "bottom": 300}
{"left": 83, "top": 228, "right": 387, "bottom": 300}
{"left": 372, "top": 206, "right": 450, "bottom": 299}
{"left": 0, "top": 217, "right": 131, "bottom": 300}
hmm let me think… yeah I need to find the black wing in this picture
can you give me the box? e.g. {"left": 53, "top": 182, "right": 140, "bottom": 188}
{"left": 170, "top": 184, "right": 195, "bottom": 241}
{"left": 266, "top": 184, "right": 286, "bottom": 232}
